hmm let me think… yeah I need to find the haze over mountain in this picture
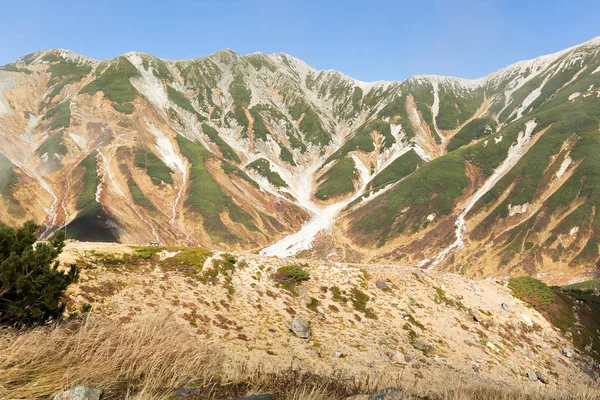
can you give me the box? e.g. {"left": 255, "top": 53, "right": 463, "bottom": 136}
{"left": 2, "top": 37, "right": 600, "bottom": 277}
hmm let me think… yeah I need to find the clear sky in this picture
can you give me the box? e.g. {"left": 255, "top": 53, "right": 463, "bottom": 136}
{"left": 1, "top": 0, "right": 599, "bottom": 82}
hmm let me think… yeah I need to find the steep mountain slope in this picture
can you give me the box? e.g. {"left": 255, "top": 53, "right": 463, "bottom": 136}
{"left": 1, "top": 38, "right": 600, "bottom": 276}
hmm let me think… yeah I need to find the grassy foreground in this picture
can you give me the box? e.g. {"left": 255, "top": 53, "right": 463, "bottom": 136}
{"left": 0, "top": 314, "right": 599, "bottom": 400}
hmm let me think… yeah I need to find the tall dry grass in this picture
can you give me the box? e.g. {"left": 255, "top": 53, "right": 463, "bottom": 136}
{"left": 0, "top": 314, "right": 222, "bottom": 399}
{"left": 0, "top": 314, "right": 598, "bottom": 400}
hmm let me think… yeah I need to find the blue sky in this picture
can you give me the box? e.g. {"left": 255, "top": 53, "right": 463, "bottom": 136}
{"left": 1, "top": 0, "right": 599, "bottom": 82}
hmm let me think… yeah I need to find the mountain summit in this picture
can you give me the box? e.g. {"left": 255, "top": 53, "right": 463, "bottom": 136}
{"left": 2, "top": 38, "right": 600, "bottom": 277}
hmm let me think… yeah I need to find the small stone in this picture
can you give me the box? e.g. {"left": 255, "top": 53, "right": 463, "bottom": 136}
{"left": 404, "top": 354, "right": 412, "bottom": 362}
{"left": 527, "top": 370, "right": 538, "bottom": 382}
{"left": 408, "top": 299, "right": 416, "bottom": 307}
{"left": 561, "top": 347, "right": 573, "bottom": 358}
{"left": 289, "top": 316, "right": 310, "bottom": 338}
{"left": 473, "top": 314, "right": 482, "bottom": 323}
{"left": 296, "top": 286, "right": 308, "bottom": 296}
{"left": 335, "top": 351, "right": 344, "bottom": 358}
{"left": 502, "top": 303, "right": 509, "bottom": 311}
{"left": 537, "top": 370, "right": 549, "bottom": 384}
{"left": 368, "top": 387, "right": 405, "bottom": 400}
{"left": 472, "top": 361, "right": 480, "bottom": 372}
{"left": 53, "top": 385, "right": 102, "bottom": 400}
{"left": 389, "top": 352, "right": 405, "bottom": 364}
{"left": 232, "top": 395, "right": 274, "bottom": 400}
{"left": 376, "top": 280, "right": 388, "bottom": 289}
{"left": 378, "top": 337, "right": 389, "bottom": 345}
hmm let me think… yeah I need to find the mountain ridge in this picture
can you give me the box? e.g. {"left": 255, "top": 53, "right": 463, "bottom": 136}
{"left": 1, "top": 36, "right": 600, "bottom": 278}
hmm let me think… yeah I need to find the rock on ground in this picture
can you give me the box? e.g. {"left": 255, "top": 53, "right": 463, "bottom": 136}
{"left": 289, "top": 316, "right": 310, "bottom": 338}
{"left": 53, "top": 385, "right": 102, "bottom": 400}
{"left": 368, "top": 387, "right": 405, "bottom": 400}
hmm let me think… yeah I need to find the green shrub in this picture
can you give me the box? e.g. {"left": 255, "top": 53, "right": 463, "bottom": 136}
{"left": 508, "top": 276, "right": 556, "bottom": 310}
{"left": 0, "top": 222, "right": 79, "bottom": 326}
{"left": 277, "top": 263, "right": 310, "bottom": 282}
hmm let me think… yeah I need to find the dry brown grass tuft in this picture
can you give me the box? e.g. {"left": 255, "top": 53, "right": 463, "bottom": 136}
{"left": 0, "top": 314, "right": 222, "bottom": 400}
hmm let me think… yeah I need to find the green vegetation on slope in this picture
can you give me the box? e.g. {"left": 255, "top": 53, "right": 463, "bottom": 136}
{"left": 562, "top": 279, "right": 600, "bottom": 292}
{"left": 220, "top": 160, "right": 260, "bottom": 189}
{"left": 133, "top": 147, "right": 174, "bottom": 185}
{"left": 77, "top": 152, "right": 98, "bottom": 209}
{"left": 176, "top": 135, "right": 257, "bottom": 243}
{"left": 315, "top": 158, "right": 357, "bottom": 201}
{"left": 0, "top": 155, "right": 18, "bottom": 195}
{"left": 36, "top": 132, "right": 67, "bottom": 162}
{"left": 436, "top": 87, "right": 484, "bottom": 130}
{"left": 79, "top": 57, "right": 139, "bottom": 113}
{"left": 46, "top": 58, "right": 92, "bottom": 100}
{"left": 0, "top": 63, "right": 31, "bottom": 74}
{"left": 289, "top": 100, "right": 331, "bottom": 147}
{"left": 67, "top": 152, "right": 118, "bottom": 243}
{"left": 509, "top": 276, "right": 600, "bottom": 362}
{"left": 446, "top": 117, "right": 497, "bottom": 152}
{"left": 167, "top": 85, "right": 196, "bottom": 114}
{"left": 326, "top": 120, "right": 394, "bottom": 164}
{"left": 369, "top": 149, "right": 424, "bottom": 192}
{"left": 43, "top": 101, "right": 71, "bottom": 130}
{"left": 349, "top": 152, "right": 468, "bottom": 246}
{"left": 246, "top": 158, "right": 288, "bottom": 188}
{"left": 202, "top": 123, "right": 240, "bottom": 163}
{"left": 119, "top": 164, "right": 155, "bottom": 210}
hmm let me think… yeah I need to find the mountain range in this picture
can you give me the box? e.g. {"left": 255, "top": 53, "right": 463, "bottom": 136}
{"left": 2, "top": 37, "right": 600, "bottom": 277}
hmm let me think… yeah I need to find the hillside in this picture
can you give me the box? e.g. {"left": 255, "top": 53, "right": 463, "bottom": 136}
{"left": 1, "top": 38, "right": 600, "bottom": 276}
{"left": 3, "top": 242, "right": 591, "bottom": 399}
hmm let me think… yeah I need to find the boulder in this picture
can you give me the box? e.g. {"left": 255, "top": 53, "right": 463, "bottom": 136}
{"left": 376, "top": 280, "right": 388, "bottom": 289}
{"left": 53, "top": 385, "right": 102, "bottom": 400}
{"left": 368, "top": 387, "right": 405, "bottom": 400}
{"left": 527, "top": 370, "right": 538, "bottom": 382}
{"left": 501, "top": 303, "right": 509, "bottom": 311}
{"left": 289, "top": 316, "right": 310, "bottom": 338}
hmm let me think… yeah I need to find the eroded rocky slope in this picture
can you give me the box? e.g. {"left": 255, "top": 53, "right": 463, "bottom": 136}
{"left": 2, "top": 38, "right": 600, "bottom": 276}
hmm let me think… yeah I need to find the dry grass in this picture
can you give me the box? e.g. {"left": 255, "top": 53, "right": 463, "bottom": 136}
{"left": 0, "top": 314, "right": 222, "bottom": 400}
{"left": 0, "top": 315, "right": 599, "bottom": 400}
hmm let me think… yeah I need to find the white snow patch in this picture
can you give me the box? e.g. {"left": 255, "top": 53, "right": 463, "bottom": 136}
{"left": 413, "top": 145, "right": 432, "bottom": 162}
{"left": 570, "top": 226, "right": 579, "bottom": 237}
{"left": 568, "top": 92, "right": 581, "bottom": 101}
{"left": 556, "top": 156, "right": 572, "bottom": 179}
{"left": 147, "top": 124, "right": 187, "bottom": 174}
{"left": 351, "top": 154, "right": 371, "bottom": 186}
{"left": 128, "top": 53, "right": 170, "bottom": 110}
{"left": 593, "top": 65, "right": 600, "bottom": 75}
{"left": 494, "top": 135, "right": 503, "bottom": 144}
{"left": 427, "top": 214, "right": 436, "bottom": 221}
{"left": 262, "top": 154, "right": 375, "bottom": 258}
{"left": 69, "top": 132, "right": 87, "bottom": 150}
